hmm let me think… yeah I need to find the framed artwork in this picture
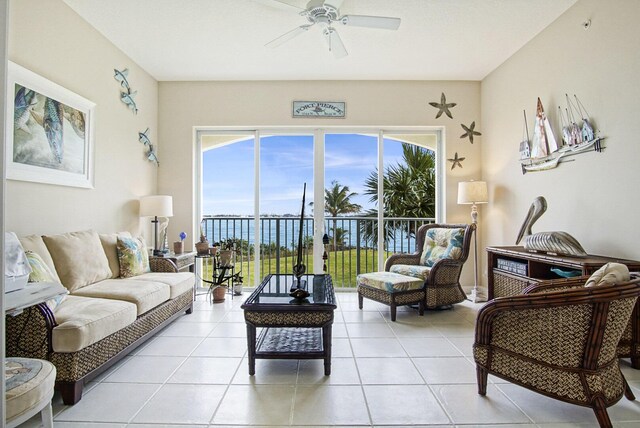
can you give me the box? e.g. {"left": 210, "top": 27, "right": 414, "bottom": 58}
{"left": 6, "top": 62, "right": 96, "bottom": 188}
{"left": 292, "top": 101, "right": 345, "bottom": 118}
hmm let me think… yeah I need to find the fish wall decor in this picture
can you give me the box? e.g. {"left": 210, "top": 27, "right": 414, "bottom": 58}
{"left": 138, "top": 128, "right": 158, "bottom": 165}
{"left": 114, "top": 67, "right": 138, "bottom": 114}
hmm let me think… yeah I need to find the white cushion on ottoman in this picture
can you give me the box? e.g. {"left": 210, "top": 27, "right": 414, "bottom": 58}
{"left": 357, "top": 271, "right": 424, "bottom": 293}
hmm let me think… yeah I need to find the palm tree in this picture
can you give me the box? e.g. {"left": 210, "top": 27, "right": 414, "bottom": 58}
{"left": 361, "top": 144, "right": 436, "bottom": 244}
{"left": 313, "top": 180, "right": 362, "bottom": 250}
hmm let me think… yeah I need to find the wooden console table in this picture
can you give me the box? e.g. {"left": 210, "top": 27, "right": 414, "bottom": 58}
{"left": 487, "top": 246, "right": 640, "bottom": 300}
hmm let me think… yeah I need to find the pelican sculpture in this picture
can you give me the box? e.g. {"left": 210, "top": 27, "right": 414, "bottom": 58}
{"left": 516, "top": 196, "right": 587, "bottom": 257}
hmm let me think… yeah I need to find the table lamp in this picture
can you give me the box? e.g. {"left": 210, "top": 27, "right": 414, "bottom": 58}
{"left": 457, "top": 180, "right": 488, "bottom": 303}
{"left": 140, "top": 195, "right": 173, "bottom": 256}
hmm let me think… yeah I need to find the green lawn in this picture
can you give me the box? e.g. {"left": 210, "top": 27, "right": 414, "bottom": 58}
{"left": 200, "top": 248, "right": 392, "bottom": 288}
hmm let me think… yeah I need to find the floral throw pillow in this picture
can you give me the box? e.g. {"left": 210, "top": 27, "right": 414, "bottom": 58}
{"left": 117, "top": 236, "right": 150, "bottom": 278}
{"left": 25, "top": 251, "right": 68, "bottom": 311}
{"left": 419, "top": 227, "right": 465, "bottom": 267}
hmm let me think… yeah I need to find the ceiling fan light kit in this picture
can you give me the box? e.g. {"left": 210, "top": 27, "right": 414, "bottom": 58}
{"left": 262, "top": 0, "right": 401, "bottom": 58}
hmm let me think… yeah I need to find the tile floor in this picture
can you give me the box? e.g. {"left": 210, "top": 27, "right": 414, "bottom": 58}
{"left": 20, "top": 291, "right": 640, "bottom": 427}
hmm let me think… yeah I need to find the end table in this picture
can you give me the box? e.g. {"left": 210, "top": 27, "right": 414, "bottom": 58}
{"left": 150, "top": 251, "right": 196, "bottom": 273}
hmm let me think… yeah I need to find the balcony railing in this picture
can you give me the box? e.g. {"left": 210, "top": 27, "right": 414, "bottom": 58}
{"left": 201, "top": 216, "right": 435, "bottom": 288}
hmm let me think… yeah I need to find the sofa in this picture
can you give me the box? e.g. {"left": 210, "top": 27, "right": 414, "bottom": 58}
{"left": 5, "top": 230, "right": 194, "bottom": 405}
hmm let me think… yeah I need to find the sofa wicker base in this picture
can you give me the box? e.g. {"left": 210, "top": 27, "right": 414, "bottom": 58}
{"left": 6, "top": 290, "right": 193, "bottom": 405}
{"left": 357, "top": 283, "right": 425, "bottom": 321}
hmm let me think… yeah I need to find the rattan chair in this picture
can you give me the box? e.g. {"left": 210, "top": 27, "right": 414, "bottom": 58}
{"left": 384, "top": 223, "right": 474, "bottom": 309}
{"left": 474, "top": 278, "right": 640, "bottom": 428}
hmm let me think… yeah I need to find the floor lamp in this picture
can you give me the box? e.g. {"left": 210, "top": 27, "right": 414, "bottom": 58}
{"left": 457, "top": 181, "right": 488, "bottom": 303}
{"left": 140, "top": 195, "right": 174, "bottom": 256}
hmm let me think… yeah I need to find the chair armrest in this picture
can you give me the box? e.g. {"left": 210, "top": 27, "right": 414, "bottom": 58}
{"left": 522, "top": 276, "right": 590, "bottom": 294}
{"left": 427, "top": 257, "right": 464, "bottom": 284}
{"left": 149, "top": 257, "right": 179, "bottom": 273}
{"left": 384, "top": 253, "right": 421, "bottom": 271}
{"left": 5, "top": 304, "right": 55, "bottom": 359}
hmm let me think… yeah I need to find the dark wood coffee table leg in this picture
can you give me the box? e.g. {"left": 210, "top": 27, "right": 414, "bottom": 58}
{"left": 246, "top": 323, "right": 256, "bottom": 375}
{"left": 322, "top": 324, "right": 332, "bottom": 375}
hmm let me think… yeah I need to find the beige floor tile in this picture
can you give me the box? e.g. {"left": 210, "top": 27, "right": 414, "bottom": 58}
{"left": 158, "top": 321, "right": 217, "bottom": 337}
{"left": 351, "top": 338, "right": 407, "bottom": 357}
{"left": 207, "top": 322, "right": 247, "bottom": 337}
{"left": 292, "top": 385, "right": 370, "bottom": 425}
{"left": 135, "top": 336, "right": 203, "bottom": 357}
{"left": 434, "top": 322, "right": 475, "bottom": 337}
{"left": 432, "top": 384, "right": 531, "bottom": 424}
{"left": 55, "top": 383, "right": 160, "bottom": 423}
{"left": 212, "top": 385, "right": 295, "bottom": 425}
{"left": 413, "top": 356, "right": 476, "bottom": 384}
{"left": 232, "top": 359, "right": 299, "bottom": 384}
{"left": 341, "top": 310, "right": 386, "bottom": 323}
{"left": 447, "top": 336, "right": 474, "bottom": 356}
{"left": 364, "top": 384, "right": 450, "bottom": 425}
{"left": 220, "top": 311, "right": 246, "bottom": 322}
{"left": 357, "top": 357, "right": 424, "bottom": 384}
{"left": 192, "top": 337, "right": 247, "bottom": 357}
{"left": 331, "top": 322, "right": 349, "bottom": 338}
{"left": 103, "top": 355, "right": 185, "bottom": 383}
{"left": 400, "top": 337, "right": 463, "bottom": 357}
{"left": 174, "top": 310, "right": 227, "bottom": 323}
{"left": 132, "top": 384, "right": 225, "bottom": 424}
{"left": 389, "top": 320, "right": 443, "bottom": 337}
{"left": 332, "top": 337, "right": 355, "bottom": 357}
{"left": 346, "top": 322, "right": 394, "bottom": 338}
{"left": 298, "top": 357, "right": 361, "bottom": 385}
{"left": 168, "top": 357, "right": 241, "bottom": 384}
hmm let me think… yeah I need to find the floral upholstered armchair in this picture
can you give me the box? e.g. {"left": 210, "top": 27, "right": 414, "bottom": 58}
{"left": 385, "top": 223, "right": 475, "bottom": 309}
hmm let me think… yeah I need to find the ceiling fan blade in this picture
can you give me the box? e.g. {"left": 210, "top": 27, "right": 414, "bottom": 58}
{"left": 323, "top": 27, "right": 348, "bottom": 58}
{"left": 340, "top": 15, "right": 401, "bottom": 30}
{"left": 253, "top": 0, "right": 304, "bottom": 12}
{"left": 266, "top": 25, "right": 311, "bottom": 48}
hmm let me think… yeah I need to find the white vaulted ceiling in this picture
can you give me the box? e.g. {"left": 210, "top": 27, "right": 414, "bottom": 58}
{"left": 62, "top": 0, "right": 576, "bottom": 81}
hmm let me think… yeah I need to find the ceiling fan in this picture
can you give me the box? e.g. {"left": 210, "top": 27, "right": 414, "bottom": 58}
{"left": 257, "top": 0, "right": 401, "bottom": 58}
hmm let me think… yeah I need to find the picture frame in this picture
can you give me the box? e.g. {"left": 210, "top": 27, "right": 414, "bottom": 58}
{"left": 6, "top": 61, "right": 96, "bottom": 189}
{"left": 292, "top": 101, "right": 345, "bottom": 118}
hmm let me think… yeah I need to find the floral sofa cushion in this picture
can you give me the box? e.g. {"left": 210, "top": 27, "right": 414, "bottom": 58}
{"left": 357, "top": 271, "right": 424, "bottom": 293}
{"left": 419, "top": 227, "right": 465, "bottom": 267}
{"left": 389, "top": 264, "right": 431, "bottom": 280}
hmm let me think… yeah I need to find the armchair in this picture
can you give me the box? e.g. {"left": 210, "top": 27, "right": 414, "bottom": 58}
{"left": 473, "top": 278, "right": 640, "bottom": 428}
{"left": 385, "top": 223, "right": 475, "bottom": 308}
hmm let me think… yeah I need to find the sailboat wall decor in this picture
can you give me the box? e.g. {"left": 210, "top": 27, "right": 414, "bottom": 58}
{"left": 519, "top": 95, "right": 605, "bottom": 174}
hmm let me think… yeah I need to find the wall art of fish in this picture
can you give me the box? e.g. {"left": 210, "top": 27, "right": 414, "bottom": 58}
{"left": 63, "top": 105, "right": 86, "bottom": 139}
{"left": 120, "top": 90, "right": 138, "bottom": 114}
{"left": 138, "top": 128, "right": 151, "bottom": 146}
{"left": 147, "top": 144, "right": 159, "bottom": 165}
{"left": 43, "top": 97, "right": 64, "bottom": 163}
{"left": 114, "top": 68, "right": 130, "bottom": 91}
{"left": 14, "top": 86, "right": 38, "bottom": 133}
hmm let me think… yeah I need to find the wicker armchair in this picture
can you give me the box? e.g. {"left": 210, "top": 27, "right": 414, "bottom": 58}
{"left": 524, "top": 274, "right": 640, "bottom": 370}
{"left": 474, "top": 278, "right": 640, "bottom": 428}
{"left": 385, "top": 223, "right": 474, "bottom": 308}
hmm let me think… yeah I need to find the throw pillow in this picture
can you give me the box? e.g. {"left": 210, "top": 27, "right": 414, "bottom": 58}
{"left": 100, "top": 232, "right": 133, "bottom": 278}
{"left": 419, "top": 227, "right": 465, "bottom": 267}
{"left": 585, "top": 262, "right": 630, "bottom": 287}
{"left": 117, "top": 236, "right": 150, "bottom": 278}
{"left": 25, "top": 251, "right": 68, "bottom": 311}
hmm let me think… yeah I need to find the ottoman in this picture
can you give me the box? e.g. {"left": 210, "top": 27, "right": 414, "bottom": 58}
{"left": 356, "top": 271, "right": 425, "bottom": 321}
{"left": 5, "top": 358, "right": 56, "bottom": 428}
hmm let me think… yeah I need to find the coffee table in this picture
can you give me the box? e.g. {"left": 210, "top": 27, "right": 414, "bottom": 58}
{"left": 241, "top": 274, "right": 336, "bottom": 375}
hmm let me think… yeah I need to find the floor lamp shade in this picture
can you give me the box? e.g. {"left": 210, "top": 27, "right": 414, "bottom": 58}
{"left": 140, "top": 195, "right": 173, "bottom": 218}
{"left": 457, "top": 181, "right": 488, "bottom": 205}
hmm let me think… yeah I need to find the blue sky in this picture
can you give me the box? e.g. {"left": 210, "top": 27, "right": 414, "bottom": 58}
{"left": 202, "top": 134, "right": 406, "bottom": 215}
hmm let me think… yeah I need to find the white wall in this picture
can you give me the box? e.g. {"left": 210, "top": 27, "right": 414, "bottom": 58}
{"left": 480, "top": 0, "right": 640, "bottom": 287}
{"left": 5, "top": 0, "right": 158, "bottom": 237}
{"left": 1, "top": 0, "right": 8, "bottom": 419}
{"left": 159, "top": 80, "right": 482, "bottom": 287}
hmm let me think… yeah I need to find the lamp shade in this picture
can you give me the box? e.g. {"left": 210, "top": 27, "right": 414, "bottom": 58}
{"left": 140, "top": 195, "right": 173, "bottom": 217}
{"left": 457, "top": 181, "right": 488, "bottom": 205}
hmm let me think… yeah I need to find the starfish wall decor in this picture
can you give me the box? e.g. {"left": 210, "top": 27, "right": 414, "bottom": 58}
{"left": 448, "top": 152, "right": 465, "bottom": 170}
{"left": 429, "top": 92, "right": 457, "bottom": 119}
{"left": 460, "top": 121, "right": 482, "bottom": 144}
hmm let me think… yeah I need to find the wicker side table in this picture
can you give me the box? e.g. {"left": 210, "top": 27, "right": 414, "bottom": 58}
{"left": 150, "top": 251, "right": 196, "bottom": 273}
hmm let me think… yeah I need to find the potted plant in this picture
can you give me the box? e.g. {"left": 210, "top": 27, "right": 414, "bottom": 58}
{"left": 218, "top": 239, "right": 236, "bottom": 266}
{"left": 195, "top": 223, "right": 209, "bottom": 255}
{"left": 173, "top": 232, "right": 186, "bottom": 254}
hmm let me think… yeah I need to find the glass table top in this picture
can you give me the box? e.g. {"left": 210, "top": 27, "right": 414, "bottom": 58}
{"left": 242, "top": 274, "right": 336, "bottom": 307}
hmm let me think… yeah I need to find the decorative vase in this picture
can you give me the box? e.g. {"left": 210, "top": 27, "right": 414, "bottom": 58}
{"left": 195, "top": 236, "right": 209, "bottom": 255}
{"left": 209, "top": 246, "right": 218, "bottom": 256}
{"left": 233, "top": 282, "right": 243, "bottom": 296}
{"left": 212, "top": 285, "right": 226, "bottom": 302}
{"left": 173, "top": 241, "right": 184, "bottom": 254}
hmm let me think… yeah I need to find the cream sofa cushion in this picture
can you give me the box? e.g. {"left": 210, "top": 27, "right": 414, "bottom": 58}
{"left": 18, "top": 235, "right": 61, "bottom": 283}
{"left": 129, "top": 272, "right": 194, "bottom": 298}
{"left": 52, "top": 295, "right": 137, "bottom": 353}
{"left": 99, "top": 231, "right": 133, "bottom": 278}
{"left": 43, "top": 230, "right": 112, "bottom": 292}
{"left": 72, "top": 279, "right": 170, "bottom": 315}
